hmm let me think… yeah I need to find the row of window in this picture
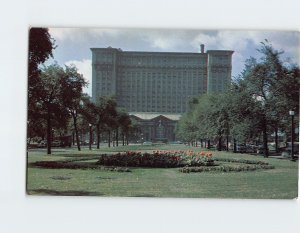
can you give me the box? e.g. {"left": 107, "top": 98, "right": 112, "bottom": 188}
{"left": 121, "top": 79, "right": 204, "bottom": 83}
{"left": 118, "top": 56, "right": 207, "bottom": 66}
{"left": 210, "top": 67, "right": 231, "bottom": 73}
{"left": 123, "top": 105, "right": 187, "bottom": 113}
{"left": 120, "top": 71, "right": 206, "bottom": 76}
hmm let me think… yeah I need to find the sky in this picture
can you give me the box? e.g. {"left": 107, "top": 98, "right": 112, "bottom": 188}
{"left": 47, "top": 28, "right": 300, "bottom": 96}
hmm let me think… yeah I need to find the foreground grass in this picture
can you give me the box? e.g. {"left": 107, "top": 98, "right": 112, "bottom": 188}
{"left": 27, "top": 145, "right": 298, "bottom": 199}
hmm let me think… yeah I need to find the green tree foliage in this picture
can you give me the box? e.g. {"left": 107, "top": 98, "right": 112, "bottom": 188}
{"left": 28, "top": 63, "right": 87, "bottom": 154}
{"left": 28, "top": 28, "right": 56, "bottom": 81}
{"left": 176, "top": 112, "right": 197, "bottom": 145}
{"left": 115, "top": 109, "right": 132, "bottom": 146}
{"left": 60, "top": 65, "right": 87, "bottom": 151}
{"left": 35, "top": 64, "right": 68, "bottom": 154}
{"left": 176, "top": 41, "right": 300, "bottom": 157}
{"left": 81, "top": 96, "right": 118, "bottom": 148}
{"left": 239, "top": 41, "right": 299, "bottom": 156}
{"left": 126, "top": 118, "right": 142, "bottom": 144}
{"left": 28, "top": 28, "right": 56, "bottom": 142}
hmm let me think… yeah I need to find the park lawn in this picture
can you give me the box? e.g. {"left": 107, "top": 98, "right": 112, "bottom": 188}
{"left": 26, "top": 145, "right": 298, "bottom": 199}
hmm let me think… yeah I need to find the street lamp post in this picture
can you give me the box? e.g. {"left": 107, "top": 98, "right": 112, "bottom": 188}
{"left": 89, "top": 123, "right": 92, "bottom": 150}
{"left": 289, "top": 111, "right": 295, "bottom": 160}
{"left": 141, "top": 133, "right": 143, "bottom": 145}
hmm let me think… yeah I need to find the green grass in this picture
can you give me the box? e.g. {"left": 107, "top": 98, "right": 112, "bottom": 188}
{"left": 26, "top": 145, "right": 298, "bottom": 199}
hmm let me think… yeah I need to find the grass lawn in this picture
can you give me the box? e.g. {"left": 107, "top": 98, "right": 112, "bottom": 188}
{"left": 26, "top": 144, "right": 298, "bottom": 199}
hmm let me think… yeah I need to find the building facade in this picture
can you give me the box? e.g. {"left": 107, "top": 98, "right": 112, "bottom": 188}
{"left": 130, "top": 113, "right": 180, "bottom": 142}
{"left": 91, "top": 46, "right": 233, "bottom": 141}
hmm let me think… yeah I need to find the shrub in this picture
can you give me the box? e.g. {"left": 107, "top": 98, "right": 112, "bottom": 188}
{"left": 96, "top": 150, "right": 215, "bottom": 168}
{"left": 214, "top": 158, "right": 269, "bottom": 165}
{"left": 179, "top": 163, "right": 274, "bottom": 173}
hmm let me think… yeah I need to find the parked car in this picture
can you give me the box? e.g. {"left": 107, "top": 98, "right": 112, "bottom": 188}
{"left": 245, "top": 144, "right": 256, "bottom": 153}
{"left": 170, "top": 141, "right": 183, "bottom": 145}
{"left": 142, "top": 141, "right": 153, "bottom": 145}
{"left": 82, "top": 140, "right": 90, "bottom": 145}
{"left": 37, "top": 140, "right": 47, "bottom": 148}
{"left": 281, "top": 144, "right": 299, "bottom": 158}
{"left": 256, "top": 145, "right": 265, "bottom": 154}
{"left": 236, "top": 144, "right": 247, "bottom": 153}
{"left": 52, "top": 140, "right": 61, "bottom": 147}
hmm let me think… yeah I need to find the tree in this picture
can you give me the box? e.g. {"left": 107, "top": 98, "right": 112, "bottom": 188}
{"left": 28, "top": 28, "right": 56, "bottom": 82}
{"left": 60, "top": 65, "right": 87, "bottom": 151}
{"left": 115, "top": 110, "right": 132, "bottom": 146}
{"left": 176, "top": 40, "right": 299, "bottom": 157}
{"left": 36, "top": 64, "right": 69, "bottom": 154}
{"left": 29, "top": 63, "right": 87, "bottom": 154}
{"left": 240, "top": 41, "right": 299, "bottom": 156}
{"left": 82, "top": 96, "right": 117, "bottom": 149}
{"left": 176, "top": 112, "right": 197, "bottom": 145}
{"left": 121, "top": 113, "right": 132, "bottom": 145}
{"left": 126, "top": 118, "right": 142, "bottom": 144}
{"left": 28, "top": 28, "right": 56, "bottom": 142}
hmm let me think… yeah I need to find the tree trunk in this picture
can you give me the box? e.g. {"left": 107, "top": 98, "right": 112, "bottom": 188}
{"left": 72, "top": 131, "right": 75, "bottom": 145}
{"left": 116, "top": 128, "right": 119, "bottom": 147}
{"left": 72, "top": 113, "right": 81, "bottom": 151}
{"left": 275, "top": 127, "right": 278, "bottom": 153}
{"left": 108, "top": 130, "right": 111, "bottom": 147}
{"left": 233, "top": 138, "right": 237, "bottom": 153}
{"left": 46, "top": 106, "right": 51, "bottom": 155}
{"left": 200, "top": 139, "right": 203, "bottom": 148}
{"left": 112, "top": 131, "right": 115, "bottom": 147}
{"left": 89, "top": 125, "right": 92, "bottom": 150}
{"left": 263, "top": 127, "right": 269, "bottom": 157}
{"left": 226, "top": 134, "right": 229, "bottom": 152}
{"left": 262, "top": 116, "right": 269, "bottom": 157}
{"left": 207, "top": 139, "right": 210, "bottom": 149}
{"left": 217, "top": 136, "right": 222, "bottom": 151}
{"left": 96, "top": 124, "right": 100, "bottom": 149}
{"left": 122, "top": 132, "right": 125, "bottom": 146}
{"left": 27, "top": 137, "right": 32, "bottom": 146}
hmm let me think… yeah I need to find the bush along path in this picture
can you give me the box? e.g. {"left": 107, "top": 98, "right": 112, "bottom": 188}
{"left": 179, "top": 157, "right": 275, "bottom": 173}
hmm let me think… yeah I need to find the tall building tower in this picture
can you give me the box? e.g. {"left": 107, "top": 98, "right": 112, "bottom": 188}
{"left": 91, "top": 46, "right": 233, "bottom": 113}
{"left": 207, "top": 50, "right": 234, "bottom": 93}
{"left": 91, "top": 46, "right": 233, "bottom": 141}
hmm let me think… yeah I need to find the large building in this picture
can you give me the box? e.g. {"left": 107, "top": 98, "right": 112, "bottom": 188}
{"left": 91, "top": 46, "right": 233, "bottom": 141}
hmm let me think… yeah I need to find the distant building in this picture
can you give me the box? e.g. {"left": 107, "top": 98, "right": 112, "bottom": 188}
{"left": 130, "top": 113, "right": 180, "bottom": 142}
{"left": 91, "top": 46, "right": 233, "bottom": 141}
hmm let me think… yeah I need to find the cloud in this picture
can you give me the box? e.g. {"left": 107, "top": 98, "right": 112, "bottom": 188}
{"left": 49, "top": 28, "right": 121, "bottom": 42}
{"left": 191, "top": 30, "right": 300, "bottom": 75}
{"left": 191, "top": 31, "right": 251, "bottom": 51}
{"left": 51, "top": 28, "right": 298, "bottom": 82}
{"left": 142, "top": 31, "right": 190, "bottom": 50}
{"left": 65, "top": 59, "right": 92, "bottom": 96}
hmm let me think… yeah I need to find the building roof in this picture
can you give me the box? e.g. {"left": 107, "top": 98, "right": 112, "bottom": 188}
{"left": 129, "top": 112, "right": 182, "bottom": 121}
{"left": 91, "top": 47, "right": 233, "bottom": 56}
{"left": 207, "top": 50, "right": 234, "bottom": 54}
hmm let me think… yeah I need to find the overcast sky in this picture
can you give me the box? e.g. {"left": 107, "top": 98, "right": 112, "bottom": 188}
{"left": 47, "top": 28, "right": 300, "bottom": 96}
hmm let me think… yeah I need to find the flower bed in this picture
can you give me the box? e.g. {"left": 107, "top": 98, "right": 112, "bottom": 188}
{"left": 31, "top": 150, "right": 274, "bottom": 173}
{"left": 96, "top": 150, "right": 215, "bottom": 168}
{"left": 180, "top": 164, "right": 274, "bottom": 173}
{"left": 179, "top": 158, "right": 274, "bottom": 173}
